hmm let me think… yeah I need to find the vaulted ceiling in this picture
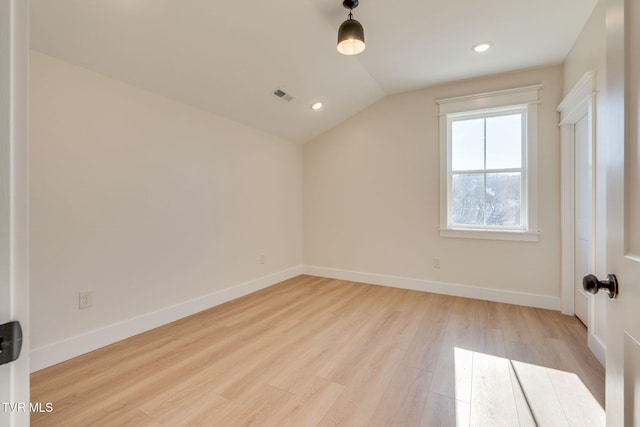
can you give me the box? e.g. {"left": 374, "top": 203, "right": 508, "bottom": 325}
{"left": 30, "top": 0, "right": 598, "bottom": 143}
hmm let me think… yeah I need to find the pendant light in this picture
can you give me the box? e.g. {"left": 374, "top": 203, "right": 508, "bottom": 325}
{"left": 337, "top": 0, "right": 365, "bottom": 56}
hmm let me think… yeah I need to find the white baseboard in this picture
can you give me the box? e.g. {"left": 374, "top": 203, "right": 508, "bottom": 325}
{"left": 588, "top": 332, "right": 606, "bottom": 367}
{"left": 30, "top": 264, "right": 562, "bottom": 372}
{"left": 30, "top": 265, "right": 304, "bottom": 372}
{"left": 303, "top": 265, "right": 561, "bottom": 311}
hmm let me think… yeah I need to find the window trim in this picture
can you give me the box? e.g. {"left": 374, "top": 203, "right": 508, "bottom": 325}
{"left": 437, "top": 85, "right": 540, "bottom": 242}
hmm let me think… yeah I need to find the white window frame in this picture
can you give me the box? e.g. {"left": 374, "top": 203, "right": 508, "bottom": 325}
{"left": 437, "top": 85, "right": 541, "bottom": 242}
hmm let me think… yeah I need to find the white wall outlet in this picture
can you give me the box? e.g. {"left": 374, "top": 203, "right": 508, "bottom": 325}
{"left": 79, "top": 290, "right": 93, "bottom": 309}
{"left": 432, "top": 257, "right": 441, "bottom": 269}
{"left": 260, "top": 254, "right": 265, "bottom": 264}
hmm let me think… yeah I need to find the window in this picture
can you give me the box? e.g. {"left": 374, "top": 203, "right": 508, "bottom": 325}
{"left": 437, "top": 86, "right": 540, "bottom": 241}
{"left": 450, "top": 109, "right": 525, "bottom": 228}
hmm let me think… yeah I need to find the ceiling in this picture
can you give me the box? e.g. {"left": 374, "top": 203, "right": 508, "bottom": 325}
{"left": 30, "top": 0, "right": 598, "bottom": 144}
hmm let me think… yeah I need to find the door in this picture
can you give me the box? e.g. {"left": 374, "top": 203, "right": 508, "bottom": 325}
{"left": 574, "top": 113, "right": 592, "bottom": 326}
{"left": 0, "top": 1, "right": 30, "bottom": 426}
{"left": 603, "top": 0, "right": 640, "bottom": 425}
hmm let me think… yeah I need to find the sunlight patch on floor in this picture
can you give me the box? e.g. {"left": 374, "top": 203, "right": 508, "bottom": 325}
{"left": 454, "top": 347, "right": 604, "bottom": 426}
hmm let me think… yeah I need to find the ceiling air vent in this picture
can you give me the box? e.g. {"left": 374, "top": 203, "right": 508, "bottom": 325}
{"left": 273, "top": 89, "right": 294, "bottom": 102}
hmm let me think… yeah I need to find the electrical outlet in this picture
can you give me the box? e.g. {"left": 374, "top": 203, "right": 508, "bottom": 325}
{"left": 79, "top": 291, "right": 93, "bottom": 309}
{"left": 260, "top": 254, "right": 265, "bottom": 264}
{"left": 432, "top": 257, "right": 441, "bottom": 269}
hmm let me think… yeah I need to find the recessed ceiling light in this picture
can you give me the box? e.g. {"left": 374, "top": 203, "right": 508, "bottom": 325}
{"left": 311, "top": 102, "right": 324, "bottom": 110}
{"left": 473, "top": 42, "right": 492, "bottom": 53}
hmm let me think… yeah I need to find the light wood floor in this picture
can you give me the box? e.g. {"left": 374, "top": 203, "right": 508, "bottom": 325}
{"left": 31, "top": 275, "right": 605, "bottom": 426}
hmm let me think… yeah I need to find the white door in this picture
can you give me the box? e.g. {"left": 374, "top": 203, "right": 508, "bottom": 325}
{"left": 574, "top": 113, "right": 592, "bottom": 326}
{"left": 602, "top": 0, "right": 640, "bottom": 425}
{"left": 0, "top": 1, "right": 30, "bottom": 426}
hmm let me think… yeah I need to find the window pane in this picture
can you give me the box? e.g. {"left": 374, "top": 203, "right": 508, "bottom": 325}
{"left": 452, "top": 118, "right": 484, "bottom": 171}
{"left": 485, "top": 173, "right": 521, "bottom": 226}
{"left": 486, "top": 114, "right": 522, "bottom": 169}
{"left": 451, "top": 174, "right": 484, "bottom": 226}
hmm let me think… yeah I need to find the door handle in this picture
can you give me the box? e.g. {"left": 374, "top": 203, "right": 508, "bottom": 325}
{"left": 582, "top": 273, "right": 618, "bottom": 299}
{"left": 0, "top": 321, "right": 23, "bottom": 366}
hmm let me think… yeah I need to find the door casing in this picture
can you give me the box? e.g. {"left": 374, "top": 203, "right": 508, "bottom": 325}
{"left": 558, "top": 71, "right": 606, "bottom": 365}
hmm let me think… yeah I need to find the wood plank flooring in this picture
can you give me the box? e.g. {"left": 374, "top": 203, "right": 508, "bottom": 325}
{"left": 30, "top": 275, "right": 605, "bottom": 426}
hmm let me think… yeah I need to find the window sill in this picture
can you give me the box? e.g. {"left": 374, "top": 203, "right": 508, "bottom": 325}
{"left": 439, "top": 228, "right": 539, "bottom": 242}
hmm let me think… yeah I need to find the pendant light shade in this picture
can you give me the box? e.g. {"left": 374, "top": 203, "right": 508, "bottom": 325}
{"left": 337, "top": 0, "right": 365, "bottom": 56}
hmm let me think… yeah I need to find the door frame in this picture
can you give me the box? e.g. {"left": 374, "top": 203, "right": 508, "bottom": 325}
{"left": 0, "top": 0, "right": 30, "bottom": 426}
{"left": 558, "top": 71, "right": 606, "bottom": 364}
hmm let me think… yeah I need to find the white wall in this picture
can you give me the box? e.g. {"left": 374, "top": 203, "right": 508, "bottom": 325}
{"left": 303, "top": 66, "right": 563, "bottom": 306}
{"left": 563, "top": 0, "right": 606, "bottom": 97}
{"left": 29, "top": 51, "right": 302, "bottom": 370}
